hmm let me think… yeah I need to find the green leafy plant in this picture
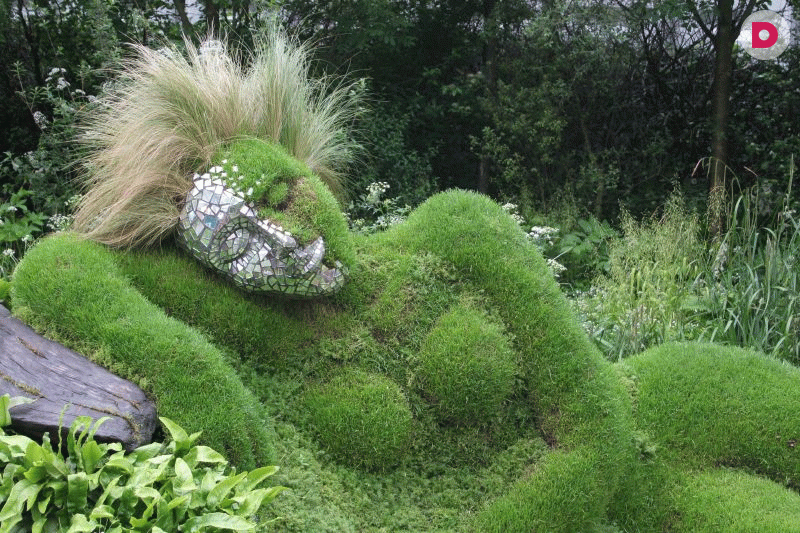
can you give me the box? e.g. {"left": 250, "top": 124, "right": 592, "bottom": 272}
{"left": 0, "top": 395, "right": 285, "bottom": 532}
{"left": 576, "top": 191, "right": 705, "bottom": 360}
{"left": 346, "top": 182, "right": 411, "bottom": 234}
{"left": 695, "top": 170, "right": 800, "bottom": 364}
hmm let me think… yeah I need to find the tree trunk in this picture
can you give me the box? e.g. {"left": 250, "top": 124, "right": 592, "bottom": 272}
{"left": 0, "top": 305, "right": 158, "bottom": 451}
{"left": 479, "top": 0, "right": 499, "bottom": 195}
{"left": 708, "top": 0, "right": 735, "bottom": 238}
{"left": 173, "top": 0, "right": 195, "bottom": 37}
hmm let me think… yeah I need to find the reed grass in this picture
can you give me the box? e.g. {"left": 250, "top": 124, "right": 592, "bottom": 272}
{"left": 73, "top": 28, "right": 360, "bottom": 248}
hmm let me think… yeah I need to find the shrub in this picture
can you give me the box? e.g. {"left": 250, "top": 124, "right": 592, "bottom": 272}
{"left": 577, "top": 190, "right": 705, "bottom": 360}
{"left": 303, "top": 369, "right": 412, "bottom": 471}
{"left": 10, "top": 232, "right": 275, "bottom": 469}
{"left": 625, "top": 341, "right": 800, "bottom": 487}
{"left": 418, "top": 301, "right": 517, "bottom": 426}
{"left": 0, "top": 397, "right": 285, "bottom": 532}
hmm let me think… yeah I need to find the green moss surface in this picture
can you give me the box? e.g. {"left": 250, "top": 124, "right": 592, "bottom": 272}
{"left": 303, "top": 369, "right": 413, "bottom": 471}
{"left": 418, "top": 300, "right": 517, "bottom": 426}
{"left": 670, "top": 468, "right": 800, "bottom": 532}
{"left": 212, "top": 138, "right": 354, "bottom": 267}
{"left": 626, "top": 341, "right": 800, "bottom": 487}
{"left": 10, "top": 190, "right": 800, "bottom": 531}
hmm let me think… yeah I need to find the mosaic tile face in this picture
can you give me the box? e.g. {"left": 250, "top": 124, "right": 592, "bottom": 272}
{"left": 177, "top": 176, "right": 346, "bottom": 297}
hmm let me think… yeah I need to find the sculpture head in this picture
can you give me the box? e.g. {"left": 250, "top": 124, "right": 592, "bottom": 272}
{"left": 176, "top": 137, "right": 353, "bottom": 297}
{"left": 70, "top": 33, "right": 360, "bottom": 297}
{"left": 177, "top": 175, "right": 346, "bottom": 296}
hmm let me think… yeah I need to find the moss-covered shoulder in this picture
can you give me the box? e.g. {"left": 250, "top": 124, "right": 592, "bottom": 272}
{"left": 10, "top": 232, "right": 276, "bottom": 469}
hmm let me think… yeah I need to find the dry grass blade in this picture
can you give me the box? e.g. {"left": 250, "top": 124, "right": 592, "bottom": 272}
{"left": 73, "top": 29, "right": 360, "bottom": 248}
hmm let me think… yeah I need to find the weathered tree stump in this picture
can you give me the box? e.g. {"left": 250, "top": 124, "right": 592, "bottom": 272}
{"left": 0, "top": 304, "right": 157, "bottom": 451}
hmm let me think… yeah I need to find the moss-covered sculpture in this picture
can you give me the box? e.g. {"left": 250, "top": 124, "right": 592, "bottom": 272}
{"left": 8, "top": 29, "right": 800, "bottom": 533}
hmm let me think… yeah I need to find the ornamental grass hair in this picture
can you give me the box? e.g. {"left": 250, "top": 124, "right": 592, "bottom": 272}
{"left": 73, "top": 29, "right": 360, "bottom": 248}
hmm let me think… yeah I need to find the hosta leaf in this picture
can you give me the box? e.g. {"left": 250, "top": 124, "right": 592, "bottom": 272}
{"left": 79, "top": 441, "right": 105, "bottom": 475}
{"left": 233, "top": 486, "right": 286, "bottom": 517}
{"left": 172, "top": 458, "right": 196, "bottom": 495}
{"left": 66, "top": 473, "right": 89, "bottom": 515}
{"left": 183, "top": 446, "right": 227, "bottom": 468}
{"left": 0, "top": 477, "right": 41, "bottom": 527}
{"left": 238, "top": 466, "right": 279, "bottom": 493}
{"left": 88, "top": 504, "right": 114, "bottom": 521}
{"left": 0, "top": 436, "right": 35, "bottom": 459}
{"left": 64, "top": 513, "right": 97, "bottom": 533}
{"left": 182, "top": 512, "right": 255, "bottom": 532}
{"left": 206, "top": 472, "right": 246, "bottom": 508}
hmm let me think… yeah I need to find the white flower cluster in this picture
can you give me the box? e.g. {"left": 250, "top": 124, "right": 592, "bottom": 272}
{"left": 48, "top": 213, "right": 74, "bottom": 232}
{"left": 366, "top": 181, "right": 390, "bottom": 204}
{"left": 500, "top": 202, "right": 525, "bottom": 225}
{"left": 2, "top": 249, "right": 13, "bottom": 258}
{"left": 33, "top": 111, "right": 48, "bottom": 130}
{"left": 546, "top": 257, "right": 567, "bottom": 277}
{"left": 46, "top": 67, "right": 70, "bottom": 90}
{"left": 528, "top": 226, "right": 559, "bottom": 247}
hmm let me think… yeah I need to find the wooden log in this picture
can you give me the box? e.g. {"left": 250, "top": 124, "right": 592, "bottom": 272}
{"left": 0, "top": 304, "right": 157, "bottom": 451}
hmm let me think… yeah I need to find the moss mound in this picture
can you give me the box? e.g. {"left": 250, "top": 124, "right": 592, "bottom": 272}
{"left": 670, "top": 468, "right": 800, "bottom": 532}
{"left": 419, "top": 301, "right": 517, "bottom": 426}
{"left": 212, "top": 137, "right": 355, "bottom": 267}
{"left": 303, "top": 369, "right": 413, "bottom": 471}
{"left": 10, "top": 232, "right": 275, "bottom": 469}
{"left": 626, "top": 341, "right": 800, "bottom": 486}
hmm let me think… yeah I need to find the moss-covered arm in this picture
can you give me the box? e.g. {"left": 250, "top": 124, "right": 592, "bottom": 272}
{"left": 10, "top": 232, "right": 276, "bottom": 469}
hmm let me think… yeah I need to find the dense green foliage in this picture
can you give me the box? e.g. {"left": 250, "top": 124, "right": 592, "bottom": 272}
{"left": 0, "top": 399, "right": 284, "bottom": 532}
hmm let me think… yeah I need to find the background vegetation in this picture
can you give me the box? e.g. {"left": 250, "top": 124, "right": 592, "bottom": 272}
{"left": 3, "top": 0, "right": 800, "bottom": 531}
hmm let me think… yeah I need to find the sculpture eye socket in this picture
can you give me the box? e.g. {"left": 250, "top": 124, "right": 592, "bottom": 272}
{"left": 212, "top": 222, "right": 252, "bottom": 263}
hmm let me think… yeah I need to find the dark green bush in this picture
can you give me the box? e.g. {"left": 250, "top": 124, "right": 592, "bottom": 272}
{"left": 303, "top": 369, "right": 412, "bottom": 471}
{"left": 418, "top": 301, "right": 517, "bottom": 426}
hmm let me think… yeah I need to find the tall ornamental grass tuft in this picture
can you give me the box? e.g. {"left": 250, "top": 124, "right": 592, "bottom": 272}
{"left": 73, "top": 28, "right": 360, "bottom": 248}
{"left": 697, "top": 170, "right": 800, "bottom": 363}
